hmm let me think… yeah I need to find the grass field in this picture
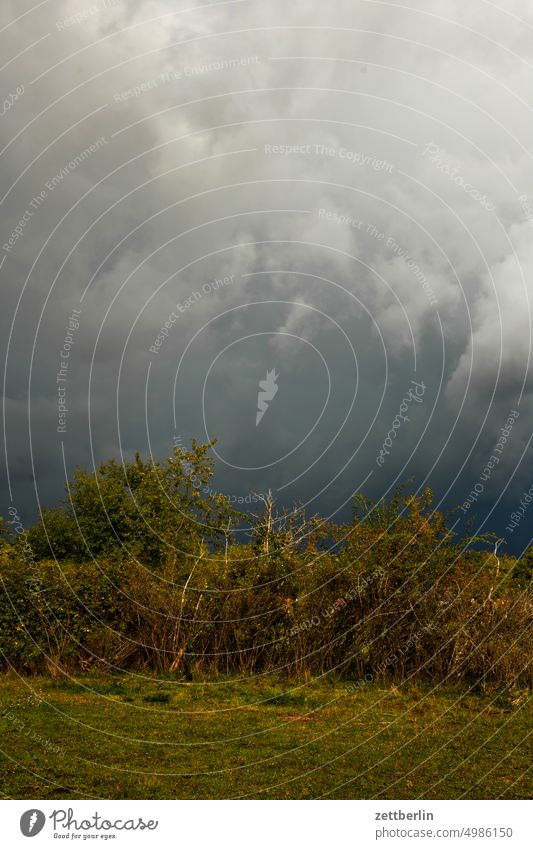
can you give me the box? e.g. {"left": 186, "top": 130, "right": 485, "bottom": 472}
{"left": 0, "top": 674, "right": 530, "bottom": 799}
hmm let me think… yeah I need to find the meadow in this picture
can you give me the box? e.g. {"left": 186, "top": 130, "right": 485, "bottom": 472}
{"left": 0, "top": 674, "right": 531, "bottom": 799}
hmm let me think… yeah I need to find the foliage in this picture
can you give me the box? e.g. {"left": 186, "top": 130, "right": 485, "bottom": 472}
{"left": 19, "top": 441, "right": 241, "bottom": 566}
{"left": 513, "top": 548, "right": 533, "bottom": 588}
{"left": 0, "top": 463, "right": 531, "bottom": 690}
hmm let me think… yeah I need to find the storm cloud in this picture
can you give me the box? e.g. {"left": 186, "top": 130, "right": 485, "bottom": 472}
{"left": 2, "top": 0, "right": 533, "bottom": 551}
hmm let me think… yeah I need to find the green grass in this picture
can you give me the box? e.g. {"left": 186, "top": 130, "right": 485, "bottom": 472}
{"left": 0, "top": 674, "right": 530, "bottom": 799}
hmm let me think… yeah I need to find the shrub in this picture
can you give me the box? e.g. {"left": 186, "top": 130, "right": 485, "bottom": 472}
{"left": 0, "top": 463, "right": 530, "bottom": 690}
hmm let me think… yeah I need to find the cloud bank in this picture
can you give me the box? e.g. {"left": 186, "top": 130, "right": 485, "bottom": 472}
{"left": 2, "top": 0, "right": 533, "bottom": 551}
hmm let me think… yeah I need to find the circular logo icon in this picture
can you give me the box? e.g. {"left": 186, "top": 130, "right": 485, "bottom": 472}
{"left": 20, "top": 810, "right": 46, "bottom": 837}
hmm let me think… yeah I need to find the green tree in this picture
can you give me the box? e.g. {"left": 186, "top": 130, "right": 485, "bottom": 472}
{"left": 25, "top": 506, "right": 86, "bottom": 561}
{"left": 24, "top": 440, "right": 242, "bottom": 566}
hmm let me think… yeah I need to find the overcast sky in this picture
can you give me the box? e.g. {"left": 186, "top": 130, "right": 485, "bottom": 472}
{"left": 2, "top": 0, "right": 533, "bottom": 552}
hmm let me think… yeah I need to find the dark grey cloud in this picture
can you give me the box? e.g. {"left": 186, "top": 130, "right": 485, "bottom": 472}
{"left": 2, "top": 0, "right": 533, "bottom": 551}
